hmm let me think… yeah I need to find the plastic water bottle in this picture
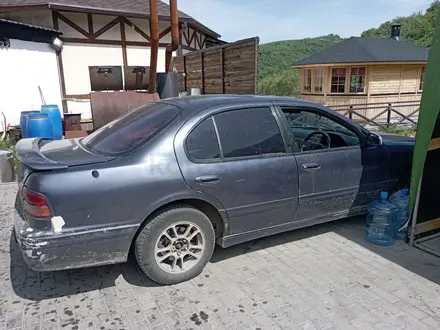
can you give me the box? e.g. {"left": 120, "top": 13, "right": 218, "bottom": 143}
{"left": 389, "top": 188, "right": 410, "bottom": 240}
{"left": 365, "top": 191, "right": 398, "bottom": 246}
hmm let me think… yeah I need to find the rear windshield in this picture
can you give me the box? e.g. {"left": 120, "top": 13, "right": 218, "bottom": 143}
{"left": 81, "top": 101, "right": 180, "bottom": 156}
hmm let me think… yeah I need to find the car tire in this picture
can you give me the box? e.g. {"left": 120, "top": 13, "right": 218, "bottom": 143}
{"left": 135, "top": 205, "right": 215, "bottom": 285}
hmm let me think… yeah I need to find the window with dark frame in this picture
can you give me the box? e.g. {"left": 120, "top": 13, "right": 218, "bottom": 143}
{"left": 331, "top": 68, "right": 346, "bottom": 93}
{"left": 282, "top": 108, "right": 360, "bottom": 151}
{"left": 186, "top": 117, "right": 221, "bottom": 161}
{"left": 420, "top": 66, "right": 426, "bottom": 91}
{"left": 214, "top": 107, "right": 286, "bottom": 159}
{"left": 314, "top": 68, "right": 324, "bottom": 93}
{"left": 349, "top": 67, "right": 366, "bottom": 93}
{"left": 303, "top": 69, "right": 312, "bottom": 92}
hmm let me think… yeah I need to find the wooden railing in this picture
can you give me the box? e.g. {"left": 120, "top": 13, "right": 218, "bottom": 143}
{"left": 329, "top": 101, "right": 420, "bottom": 128}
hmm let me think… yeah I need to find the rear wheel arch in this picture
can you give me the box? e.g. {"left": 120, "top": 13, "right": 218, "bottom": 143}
{"left": 133, "top": 198, "right": 227, "bottom": 246}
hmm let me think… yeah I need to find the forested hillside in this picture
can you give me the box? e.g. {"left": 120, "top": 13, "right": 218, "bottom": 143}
{"left": 259, "top": 1, "right": 439, "bottom": 97}
{"left": 259, "top": 35, "right": 342, "bottom": 97}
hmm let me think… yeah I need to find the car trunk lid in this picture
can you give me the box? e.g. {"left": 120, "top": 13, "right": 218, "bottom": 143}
{"left": 16, "top": 138, "right": 115, "bottom": 174}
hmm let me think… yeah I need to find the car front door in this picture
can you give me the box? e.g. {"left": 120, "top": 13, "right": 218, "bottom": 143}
{"left": 276, "top": 105, "right": 366, "bottom": 221}
{"left": 174, "top": 103, "right": 299, "bottom": 239}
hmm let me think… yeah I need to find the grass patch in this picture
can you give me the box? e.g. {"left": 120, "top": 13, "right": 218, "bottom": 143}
{"left": 372, "top": 126, "right": 416, "bottom": 137}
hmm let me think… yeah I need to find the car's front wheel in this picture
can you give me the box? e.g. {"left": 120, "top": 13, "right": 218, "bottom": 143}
{"left": 135, "top": 205, "right": 215, "bottom": 285}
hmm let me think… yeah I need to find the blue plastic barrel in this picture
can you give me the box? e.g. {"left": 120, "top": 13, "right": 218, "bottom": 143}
{"left": 41, "top": 104, "right": 63, "bottom": 140}
{"left": 20, "top": 111, "right": 40, "bottom": 138}
{"left": 27, "top": 113, "right": 55, "bottom": 139}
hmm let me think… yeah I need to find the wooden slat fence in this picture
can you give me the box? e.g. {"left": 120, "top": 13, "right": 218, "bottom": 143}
{"left": 174, "top": 37, "right": 260, "bottom": 95}
{"left": 330, "top": 100, "right": 420, "bottom": 128}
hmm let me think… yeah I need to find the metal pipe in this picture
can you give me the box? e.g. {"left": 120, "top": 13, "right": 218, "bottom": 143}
{"left": 165, "top": 0, "right": 180, "bottom": 72}
{"left": 149, "top": 0, "right": 159, "bottom": 94}
{"left": 409, "top": 174, "right": 423, "bottom": 246}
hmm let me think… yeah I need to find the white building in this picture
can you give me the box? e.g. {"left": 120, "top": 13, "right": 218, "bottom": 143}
{"left": 0, "top": 0, "right": 222, "bottom": 124}
{"left": 0, "top": 19, "right": 63, "bottom": 127}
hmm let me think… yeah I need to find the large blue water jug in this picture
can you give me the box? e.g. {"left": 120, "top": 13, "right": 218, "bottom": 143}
{"left": 20, "top": 110, "right": 40, "bottom": 138}
{"left": 389, "top": 188, "right": 409, "bottom": 229}
{"left": 365, "top": 191, "right": 398, "bottom": 246}
{"left": 41, "top": 104, "right": 63, "bottom": 140}
{"left": 390, "top": 188, "right": 410, "bottom": 241}
{"left": 27, "top": 113, "right": 55, "bottom": 139}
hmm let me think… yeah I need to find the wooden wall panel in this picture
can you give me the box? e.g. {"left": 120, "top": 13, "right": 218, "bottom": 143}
{"left": 174, "top": 37, "right": 259, "bottom": 95}
{"left": 369, "top": 65, "right": 402, "bottom": 94}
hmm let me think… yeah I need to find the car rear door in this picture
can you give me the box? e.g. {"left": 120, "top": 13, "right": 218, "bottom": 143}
{"left": 174, "top": 102, "right": 299, "bottom": 237}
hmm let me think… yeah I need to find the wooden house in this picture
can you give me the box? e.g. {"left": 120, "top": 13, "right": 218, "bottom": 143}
{"left": 0, "top": 0, "right": 222, "bottom": 122}
{"left": 292, "top": 25, "right": 428, "bottom": 108}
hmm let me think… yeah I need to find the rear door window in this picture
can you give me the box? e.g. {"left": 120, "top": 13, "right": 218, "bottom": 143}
{"left": 81, "top": 102, "right": 180, "bottom": 156}
{"left": 186, "top": 117, "right": 221, "bottom": 161}
{"left": 214, "top": 107, "right": 286, "bottom": 158}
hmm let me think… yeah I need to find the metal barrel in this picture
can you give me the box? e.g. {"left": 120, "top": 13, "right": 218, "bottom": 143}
{"left": 27, "top": 113, "right": 55, "bottom": 139}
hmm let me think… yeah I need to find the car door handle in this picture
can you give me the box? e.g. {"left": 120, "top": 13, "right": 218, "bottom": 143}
{"left": 303, "top": 163, "right": 321, "bottom": 171}
{"left": 194, "top": 175, "right": 220, "bottom": 183}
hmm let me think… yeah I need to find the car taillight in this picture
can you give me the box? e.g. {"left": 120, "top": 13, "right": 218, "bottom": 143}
{"left": 23, "top": 187, "right": 52, "bottom": 218}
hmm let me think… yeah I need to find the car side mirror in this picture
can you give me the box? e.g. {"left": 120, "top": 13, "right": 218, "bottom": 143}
{"left": 366, "top": 132, "right": 382, "bottom": 148}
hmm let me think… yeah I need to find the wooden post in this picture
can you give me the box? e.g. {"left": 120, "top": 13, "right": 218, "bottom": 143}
{"left": 201, "top": 52, "right": 205, "bottom": 94}
{"left": 220, "top": 48, "right": 225, "bottom": 94}
{"left": 120, "top": 17, "right": 128, "bottom": 69}
{"left": 183, "top": 56, "right": 187, "bottom": 92}
{"left": 387, "top": 103, "right": 392, "bottom": 128}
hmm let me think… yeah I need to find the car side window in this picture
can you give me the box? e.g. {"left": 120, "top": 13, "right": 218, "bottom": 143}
{"left": 282, "top": 108, "right": 360, "bottom": 152}
{"left": 214, "top": 107, "right": 286, "bottom": 158}
{"left": 186, "top": 117, "right": 221, "bottom": 161}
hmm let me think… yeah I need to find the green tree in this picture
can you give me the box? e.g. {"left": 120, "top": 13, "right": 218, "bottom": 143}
{"left": 361, "top": 1, "right": 440, "bottom": 48}
{"left": 259, "top": 35, "right": 342, "bottom": 97}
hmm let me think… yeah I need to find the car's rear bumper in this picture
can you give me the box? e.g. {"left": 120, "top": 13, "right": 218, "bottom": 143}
{"left": 13, "top": 208, "right": 138, "bottom": 272}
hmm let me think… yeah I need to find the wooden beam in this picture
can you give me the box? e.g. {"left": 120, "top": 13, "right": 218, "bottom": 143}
{"left": 220, "top": 48, "right": 225, "bottom": 93}
{"left": 57, "top": 12, "right": 91, "bottom": 38}
{"left": 64, "top": 94, "right": 90, "bottom": 100}
{"left": 413, "top": 218, "right": 440, "bottom": 235}
{"left": 63, "top": 37, "right": 169, "bottom": 47}
{"left": 183, "top": 56, "right": 187, "bottom": 91}
{"left": 182, "top": 45, "right": 197, "bottom": 52}
{"left": 92, "top": 17, "right": 120, "bottom": 39}
{"left": 120, "top": 17, "right": 127, "bottom": 67}
{"left": 52, "top": 11, "right": 67, "bottom": 113}
{"left": 428, "top": 137, "right": 440, "bottom": 151}
{"left": 292, "top": 61, "right": 428, "bottom": 69}
{"left": 200, "top": 36, "right": 206, "bottom": 49}
{"left": 177, "top": 25, "right": 183, "bottom": 55}
{"left": 159, "top": 26, "right": 172, "bottom": 39}
{"left": 188, "top": 28, "right": 197, "bottom": 48}
{"left": 123, "top": 18, "right": 151, "bottom": 41}
{"left": 87, "top": 13, "right": 94, "bottom": 35}
{"left": 201, "top": 52, "right": 205, "bottom": 93}
{"left": 0, "top": 4, "right": 48, "bottom": 12}
{"left": 182, "top": 28, "right": 190, "bottom": 46}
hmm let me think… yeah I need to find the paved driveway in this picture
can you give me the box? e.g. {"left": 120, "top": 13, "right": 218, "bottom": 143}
{"left": 1, "top": 183, "right": 440, "bottom": 330}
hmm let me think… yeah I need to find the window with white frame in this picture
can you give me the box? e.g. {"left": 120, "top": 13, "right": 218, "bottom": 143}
{"left": 314, "top": 68, "right": 324, "bottom": 93}
{"left": 331, "top": 68, "right": 346, "bottom": 93}
{"left": 303, "top": 69, "right": 312, "bottom": 92}
{"left": 349, "top": 67, "right": 366, "bottom": 93}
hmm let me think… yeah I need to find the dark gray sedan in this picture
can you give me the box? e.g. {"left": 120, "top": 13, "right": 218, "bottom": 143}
{"left": 13, "top": 95, "right": 414, "bottom": 284}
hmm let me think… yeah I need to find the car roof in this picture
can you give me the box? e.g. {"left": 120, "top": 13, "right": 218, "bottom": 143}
{"left": 162, "top": 95, "right": 318, "bottom": 115}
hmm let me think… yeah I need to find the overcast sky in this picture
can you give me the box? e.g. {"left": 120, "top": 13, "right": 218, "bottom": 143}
{"left": 163, "top": 0, "right": 433, "bottom": 43}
